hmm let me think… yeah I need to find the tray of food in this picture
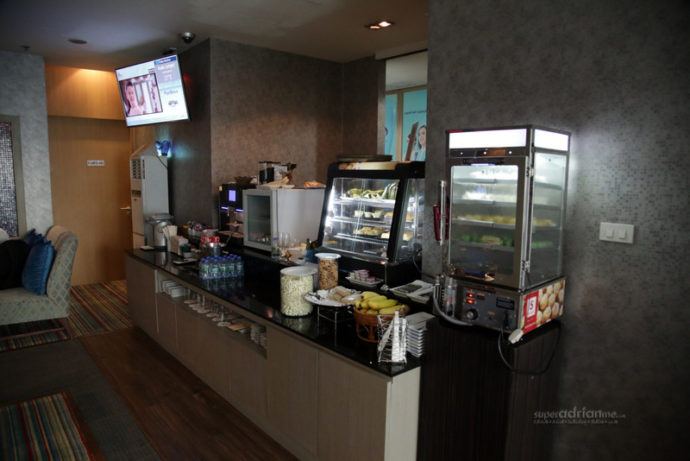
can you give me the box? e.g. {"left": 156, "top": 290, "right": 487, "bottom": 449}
{"left": 305, "top": 286, "right": 360, "bottom": 308}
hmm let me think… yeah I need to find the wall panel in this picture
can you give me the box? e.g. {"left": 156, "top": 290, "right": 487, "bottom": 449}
{"left": 424, "top": 0, "right": 690, "bottom": 458}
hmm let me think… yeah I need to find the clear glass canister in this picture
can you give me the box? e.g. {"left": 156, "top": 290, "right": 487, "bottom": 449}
{"left": 315, "top": 253, "right": 341, "bottom": 290}
{"left": 280, "top": 266, "right": 316, "bottom": 317}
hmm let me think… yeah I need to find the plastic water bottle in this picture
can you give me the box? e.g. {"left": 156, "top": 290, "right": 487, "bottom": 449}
{"left": 199, "top": 258, "right": 209, "bottom": 280}
{"left": 211, "top": 258, "right": 221, "bottom": 280}
{"left": 235, "top": 256, "right": 244, "bottom": 278}
{"left": 228, "top": 256, "right": 237, "bottom": 278}
{"left": 219, "top": 256, "right": 228, "bottom": 279}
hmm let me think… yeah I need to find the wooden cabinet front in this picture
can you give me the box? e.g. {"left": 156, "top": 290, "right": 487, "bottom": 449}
{"left": 125, "top": 256, "right": 157, "bottom": 337}
{"left": 266, "top": 328, "right": 319, "bottom": 457}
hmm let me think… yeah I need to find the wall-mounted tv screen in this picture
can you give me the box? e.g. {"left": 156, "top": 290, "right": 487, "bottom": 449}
{"left": 116, "top": 55, "right": 189, "bottom": 127}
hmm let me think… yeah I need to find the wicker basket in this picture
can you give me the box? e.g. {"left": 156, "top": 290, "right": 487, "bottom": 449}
{"left": 353, "top": 306, "right": 410, "bottom": 343}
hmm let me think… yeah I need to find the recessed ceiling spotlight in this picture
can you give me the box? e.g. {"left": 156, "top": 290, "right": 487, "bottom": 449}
{"left": 365, "top": 20, "right": 394, "bottom": 30}
{"left": 68, "top": 38, "right": 88, "bottom": 45}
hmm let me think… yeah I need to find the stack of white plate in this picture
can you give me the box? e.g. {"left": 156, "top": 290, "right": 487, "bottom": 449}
{"left": 405, "top": 312, "right": 435, "bottom": 358}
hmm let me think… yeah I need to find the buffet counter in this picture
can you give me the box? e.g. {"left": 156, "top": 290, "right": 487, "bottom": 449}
{"left": 125, "top": 249, "right": 419, "bottom": 461}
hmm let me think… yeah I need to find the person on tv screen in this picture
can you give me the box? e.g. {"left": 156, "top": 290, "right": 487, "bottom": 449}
{"left": 124, "top": 81, "right": 144, "bottom": 116}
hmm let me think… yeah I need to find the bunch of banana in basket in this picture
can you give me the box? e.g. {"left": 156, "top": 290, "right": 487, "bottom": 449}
{"left": 355, "top": 292, "right": 408, "bottom": 315}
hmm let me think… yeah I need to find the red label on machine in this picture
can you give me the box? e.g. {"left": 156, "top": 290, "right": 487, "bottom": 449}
{"left": 523, "top": 291, "right": 539, "bottom": 333}
{"left": 523, "top": 279, "right": 565, "bottom": 334}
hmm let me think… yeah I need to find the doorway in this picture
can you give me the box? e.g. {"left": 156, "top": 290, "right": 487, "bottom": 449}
{"left": 48, "top": 116, "right": 132, "bottom": 285}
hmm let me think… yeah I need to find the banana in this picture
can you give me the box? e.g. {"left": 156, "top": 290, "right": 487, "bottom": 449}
{"left": 367, "top": 295, "right": 387, "bottom": 303}
{"left": 366, "top": 309, "right": 379, "bottom": 315}
{"left": 379, "top": 304, "right": 408, "bottom": 315}
{"left": 368, "top": 298, "right": 398, "bottom": 310}
{"left": 361, "top": 291, "right": 379, "bottom": 300}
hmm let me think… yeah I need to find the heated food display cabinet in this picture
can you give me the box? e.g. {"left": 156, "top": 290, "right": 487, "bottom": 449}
{"left": 317, "top": 161, "right": 425, "bottom": 286}
{"left": 441, "top": 126, "right": 570, "bottom": 334}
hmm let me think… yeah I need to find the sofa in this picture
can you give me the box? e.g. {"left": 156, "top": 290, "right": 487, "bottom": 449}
{"left": 0, "top": 226, "right": 78, "bottom": 339}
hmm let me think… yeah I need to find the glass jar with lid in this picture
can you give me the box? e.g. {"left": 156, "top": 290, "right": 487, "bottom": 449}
{"left": 280, "top": 266, "right": 316, "bottom": 317}
{"left": 315, "top": 253, "right": 341, "bottom": 290}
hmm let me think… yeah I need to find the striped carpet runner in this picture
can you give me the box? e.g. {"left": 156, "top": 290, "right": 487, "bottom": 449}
{"left": 68, "top": 280, "right": 130, "bottom": 336}
{"left": 0, "top": 281, "right": 131, "bottom": 352}
{"left": 0, "top": 391, "right": 98, "bottom": 460}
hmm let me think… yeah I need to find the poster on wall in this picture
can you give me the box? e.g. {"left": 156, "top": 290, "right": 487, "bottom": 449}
{"left": 385, "top": 94, "right": 398, "bottom": 158}
{"left": 401, "top": 89, "right": 427, "bottom": 161}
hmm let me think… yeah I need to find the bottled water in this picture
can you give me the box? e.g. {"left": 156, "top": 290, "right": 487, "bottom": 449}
{"left": 227, "top": 256, "right": 237, "bottom": 278}
{"left": 199, "top": 258, "right": 209, "bottom": 280}
{"left": 235, "top": 256, "right": 244, "bottom": 278}
{"left": 210, "top": 258, "right": 221, "bottom": 280}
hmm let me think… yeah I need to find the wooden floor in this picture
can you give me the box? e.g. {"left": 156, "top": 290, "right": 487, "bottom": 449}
{"left": 79, "top": 328, "right": 297, "bottom": 461}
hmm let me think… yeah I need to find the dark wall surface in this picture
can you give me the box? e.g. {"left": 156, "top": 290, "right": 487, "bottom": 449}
{"left": 209, "top": 39, "right": 343, "bottom": 192}
{"left": 423, "top": 0, "right": 690, "bottom": 459}
{"left": 342, "top": 56, "right": 385, "bottom": 156}
{"left": 161, "top": 40, "right": 213, "bottom": 227}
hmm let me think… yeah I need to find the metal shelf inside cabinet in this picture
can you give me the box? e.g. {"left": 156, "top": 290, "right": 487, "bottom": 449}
{"left": 452, "top": 199, "right": 561, "bottom": 210}
{"left": 453, "top": 217, "right": 516, "bottom": 229}
{"left": 452, "top": 178, "right": 516, "bottom": 185}
{"left": 332, "top": 232, "right": 389, "bottom": 245}
{"left": 328, "top": 216, "right": 392, "bottom": 228}
{"left": 452, "top": 178, "right": 563, "bottom": 190}
{"left": 333, "top": 197, "right": 397, "bottom": 208}
{"left": 533, "top": 180, "right": 565, "bottom": 190}
{"left": 457, "top": 242, "right": 516, "bottom": 252}
{"left": 453, "top": 217, "right": 560, "bottom": 231}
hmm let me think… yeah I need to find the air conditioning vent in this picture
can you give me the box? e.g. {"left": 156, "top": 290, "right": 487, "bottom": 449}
{"left": 130, "top": 158, "right": 145, "bottom": 180}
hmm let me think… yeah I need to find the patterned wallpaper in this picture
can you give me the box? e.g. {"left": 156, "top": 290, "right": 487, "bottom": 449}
{"left": 424, "top": 0, "right": 690, "bottom": 458}
{"left": 158, "top": 40, "right": 213, "bottom": 226}
{"left": 342, "top": 56, "right": 385, "bottom": 156}
{"left": 0, "top": 51, "right": 52, "bottom": 234}
{"left": 209, "top": 39, "right": 343, "bottom": 195}
{"left": 160, "top": 39, "right": 383, "bottom": 229}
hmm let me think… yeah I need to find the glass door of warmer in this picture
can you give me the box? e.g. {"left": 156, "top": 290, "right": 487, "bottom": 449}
{"left": 529, "top": 152, "right": 568, "bottom": 284}
{"left": 321, "top": 177, "right": 401, "bottom": 261}
{"left": 447, "top": 161, "right": 526, "bottom": 287}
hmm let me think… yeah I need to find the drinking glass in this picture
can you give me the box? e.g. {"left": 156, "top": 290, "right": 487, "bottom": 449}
{"left": 279, "top": 232, "right": 292, "bottom": 260}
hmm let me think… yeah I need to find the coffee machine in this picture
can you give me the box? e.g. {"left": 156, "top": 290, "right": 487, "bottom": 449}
{"left": 219, "top": 183, "right": 255, "bottom": 246}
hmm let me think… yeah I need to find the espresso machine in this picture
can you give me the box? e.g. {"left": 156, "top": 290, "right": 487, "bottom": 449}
{"left": 219, "top": 183, "right": 255, "bottom": 246}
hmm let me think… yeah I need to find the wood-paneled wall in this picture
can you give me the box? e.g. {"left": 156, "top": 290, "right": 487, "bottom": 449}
{"left": 45, "top": 65, "right": 124, "bottom": 120}
{"left": 46, "top": 64, "right": 133, "bottom": 285}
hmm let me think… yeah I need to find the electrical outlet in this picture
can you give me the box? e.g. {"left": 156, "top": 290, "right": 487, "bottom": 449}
{"left": 599, "top": 222, "right": 634, "bottom": 244}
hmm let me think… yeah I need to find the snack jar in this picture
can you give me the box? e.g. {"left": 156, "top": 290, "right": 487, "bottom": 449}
{"left": 280, "top": 266, "right": 316, "bottom": 317}
{"left": 315, "top": 253, "right": 341, "bottom": 290}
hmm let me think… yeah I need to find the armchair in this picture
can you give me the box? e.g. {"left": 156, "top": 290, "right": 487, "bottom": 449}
{"left": 0, "top": 226, "right": 78, "bottom": 339}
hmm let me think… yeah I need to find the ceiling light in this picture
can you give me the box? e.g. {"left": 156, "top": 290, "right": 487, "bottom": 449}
{"left": 365, "top": 20, "right": 394, "bottom": 30}
{"left": 68, "top": 38, "right": 88, "bottom": 45}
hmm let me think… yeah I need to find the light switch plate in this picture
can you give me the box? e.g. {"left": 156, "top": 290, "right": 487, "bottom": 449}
{"left": 599, "top": 222, "right": 634, "bottom": 244}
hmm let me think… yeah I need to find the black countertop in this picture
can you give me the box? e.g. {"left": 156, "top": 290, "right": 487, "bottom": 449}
{"left": 127, "top": 249, "right": 420, "bottom": 377}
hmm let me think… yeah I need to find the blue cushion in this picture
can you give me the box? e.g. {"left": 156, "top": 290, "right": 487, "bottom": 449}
{"left": 24, "top": 229, "right": 43, "bottom": 247}
{"left": 21, "top": 238, "right": 55, "bottom": 295}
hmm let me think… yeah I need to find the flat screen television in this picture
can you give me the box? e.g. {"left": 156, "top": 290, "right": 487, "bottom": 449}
{"left": 115, "top": 55, "right": 189, "bottom": 127}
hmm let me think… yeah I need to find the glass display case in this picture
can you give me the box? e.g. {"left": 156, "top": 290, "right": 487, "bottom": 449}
{"left": 317, "top": 162, "right": 425, "bottom": 282}
{"left": 445, "top": 126, "right": 569, "bottom": 291}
